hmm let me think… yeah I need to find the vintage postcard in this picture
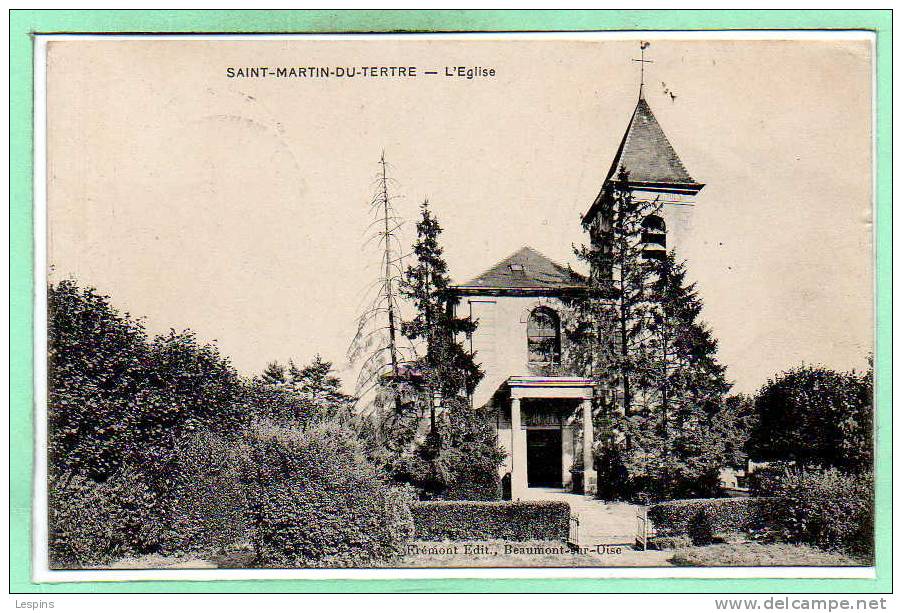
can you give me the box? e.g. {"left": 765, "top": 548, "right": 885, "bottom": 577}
{"left": 23, "top": 24, "right": 884, "bottom": 589}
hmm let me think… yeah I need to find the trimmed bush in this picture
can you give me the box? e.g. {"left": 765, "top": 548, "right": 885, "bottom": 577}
{"left": 48, "top": 468, "right": 165, "bottom": 568}
{"left": 242, "top": 420, "right": 413, "bottom": 567}
{"left": 652, "top": 535, "right": 692, "bottom": 550}
{"left": 170, "top": 430, "right": 249, "bottom": 555}
{"left": 767, "top": 469, "right": 873, "bottom": 560}
{"left": 648, "top": 497, "right": 775, "bottom": 546}
{"left": 411, "top": 500, "right": 570, "bottom": 541}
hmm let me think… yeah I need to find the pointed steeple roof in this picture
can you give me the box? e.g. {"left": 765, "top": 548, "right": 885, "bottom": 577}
{"left": 583, "top": 93, "right": 704, "bottom": 223}
{"left": 605, "top": 93, "right": 699, "bottom": 186}
{"left": 454, "top": 246, "right": 585, "bottom": 295}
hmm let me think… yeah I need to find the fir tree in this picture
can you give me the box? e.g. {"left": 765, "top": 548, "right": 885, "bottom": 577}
{"left": 645, "top": 252, "right": 730, "bottom": 430}
{"left": 260, "top": 360, "right": 286, "bottom": 385}
{"left": 572, "top": 169, "right": 664, "bottom": 416}
{"left": 394, "top": 199, "right": 503, "bottom": 498}
{"left": 568, "top": 169, "right": 664, "bottom": 480}
{"left": 715, "top": 393, "right": 758, "bottom": 470}
{"left": 247, "top": 355, "right": 355, "bottom": 427}
{"left": 288, "top": 354, "right": 356, "bottom": 420}
{"left": 571, "top": 171, "right": 735, "bottom": 499}
{"left": 621, "top": 252, "right": 733, "bottom": 498}
{"left": 401, "top": 200, "right": 481, "bottom": 403}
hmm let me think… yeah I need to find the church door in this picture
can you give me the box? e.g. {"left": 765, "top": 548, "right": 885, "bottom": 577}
{"left": 526, "top": 429, "right": 563, "bottom": 488}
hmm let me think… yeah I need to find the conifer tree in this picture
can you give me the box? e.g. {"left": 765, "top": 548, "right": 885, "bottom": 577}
{"left": 288, "top": 354, "right": 356, "bottom": 420}
{"left": 572, "top": 169, "right": 664, "bottom": 415}
{"left": 627, "top": 252, "right": 732, "bottom": 497}
{"left": 400, "top": 200, "right": 481, "bottom": 407}
{"left": 571, "top": 170, "right": 735, "bottom": 499}
{"left": 260, "top": 360, "right": 287, "bottom": 385}
{"left": 395, "top": 199, "right": 503, "bottom": 498}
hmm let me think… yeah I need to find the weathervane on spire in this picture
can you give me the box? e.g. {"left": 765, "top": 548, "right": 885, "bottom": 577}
{"left": 632, "top": 41, "right": 653, "bottom": 98}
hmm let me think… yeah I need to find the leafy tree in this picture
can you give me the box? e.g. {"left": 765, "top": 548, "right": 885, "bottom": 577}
{"left": 48, "top": 280, "right": 150, "bottom": 481}
{"left": 129, "top": 329, "right": 243, "bottom": 493}
{"left": 47, "top": 279, "right": 246, "bottom": 558}
{"left": 48, "top": 282, "right": 242, "bottom": 478}
{"left": 146, "top": 329, "right": 243, "bottom": 435}
{"left": 748, "top": 364, "right": 873, "bottom": 472}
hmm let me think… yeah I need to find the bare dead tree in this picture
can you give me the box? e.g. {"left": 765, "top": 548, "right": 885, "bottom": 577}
{"left": 348, "top": 152, "right": 417, "bottom": 442}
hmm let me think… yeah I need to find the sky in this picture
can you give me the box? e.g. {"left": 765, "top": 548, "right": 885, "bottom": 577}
{"left": 45, "top": 35, "right": 874, "bottom": 393}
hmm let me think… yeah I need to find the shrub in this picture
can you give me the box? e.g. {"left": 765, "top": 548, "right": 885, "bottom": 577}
{"left": 48, "top": 468, "right": 165, "bottom": 568}
{"left": 767, "top": 468, "right": 873, "bottom": 560}
{"left": 170, "top": 430, "right": 249, "bottom": 555}
{"left": 438, "top": 448, "right": 502, "bottom": 501}
{"left": 747, "top": 463, "right": 788, "bottom": 496}
{"left": 242, "top": 420, "right": 413, "bottom": 567}
{"left": 687, "top": 508, "right": 716, "bottom": 546}
{"left": 438, "top": 402, "right": 504, "bottom": 500}
{"left": 648, "top": 497, "right": 775, "bottom": 546}
{"left": 652, "top": 535, "right": 692, "bottom": 550}
{"left": 411, "top": 500, "right": 570, "bottom": 541}
{"left": 384, "top": 401, "right": 504, "bottom": 501}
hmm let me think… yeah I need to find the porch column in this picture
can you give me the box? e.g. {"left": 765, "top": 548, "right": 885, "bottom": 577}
{"left": 582, "top": 398, "right": 597, "bottom": 496}
{"left": 561, "top": 425, "right": 574, "bottom": 490}
{"left": 510, "top": 397, "right": 528, "bottom": 499}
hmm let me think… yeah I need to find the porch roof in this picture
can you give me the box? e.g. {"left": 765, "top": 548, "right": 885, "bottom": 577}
{"left": 506, "top": 376, "right": 595, "bottom": 399}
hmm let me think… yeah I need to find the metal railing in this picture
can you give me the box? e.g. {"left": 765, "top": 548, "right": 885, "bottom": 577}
{"left": 568, "top": 513, "right": 580, "bottom": 549}
{"left": 636, "top": 507, "right": 652, "bottom": 551}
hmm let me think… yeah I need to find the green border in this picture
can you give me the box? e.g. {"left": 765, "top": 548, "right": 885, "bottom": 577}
{"left": 9, "top": 9, "right": 892, "bottom": 594}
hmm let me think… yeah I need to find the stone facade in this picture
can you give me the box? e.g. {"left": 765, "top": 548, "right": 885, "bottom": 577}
{"left": 449, "top": 91, "right": 703, "bottom": 501}
{"left": 451, "top": 268, "right": 595, "bottom": 500}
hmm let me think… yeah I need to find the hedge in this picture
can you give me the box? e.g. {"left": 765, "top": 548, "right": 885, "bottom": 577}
{"left": 411, "top": 500, "right": 570, "bottom": 541}
{"left": 647, "top": 497, "right": 776, "bottom": 546}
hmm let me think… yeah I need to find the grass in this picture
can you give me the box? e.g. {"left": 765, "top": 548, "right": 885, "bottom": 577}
{"left": 668, "top": 542, "right": 865, "bottom": 567}
{"left": 96, "top": 543, "right": 256, "bottom": 570}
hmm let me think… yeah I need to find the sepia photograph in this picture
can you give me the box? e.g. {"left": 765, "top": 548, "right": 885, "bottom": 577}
{"left": 33, "top": 31, "right": 876, "bottom": 578}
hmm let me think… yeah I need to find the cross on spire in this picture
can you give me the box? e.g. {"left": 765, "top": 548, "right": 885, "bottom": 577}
{"left": 632, "top": 41, "right": 653, "bottom": 99}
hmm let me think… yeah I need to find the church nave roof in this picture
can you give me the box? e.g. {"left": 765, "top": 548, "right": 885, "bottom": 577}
{"left": 454, "top": 246, "right": 585, "bottom": 294}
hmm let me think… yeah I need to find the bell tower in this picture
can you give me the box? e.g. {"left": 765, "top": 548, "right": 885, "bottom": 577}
{"left": 582, "top": 47, "right": 704, "bottom": 264}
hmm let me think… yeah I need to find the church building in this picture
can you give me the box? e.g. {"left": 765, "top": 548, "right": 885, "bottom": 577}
{"left": 450, "top": 87, "right": 704, "bottom": 500}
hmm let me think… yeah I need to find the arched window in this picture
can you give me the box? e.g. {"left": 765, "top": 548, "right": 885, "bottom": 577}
{"left": 527, "top": 307, "right": 561, "bottom": 364}
{"left": 641, "top": 215, "right": 666, "bottom": 260}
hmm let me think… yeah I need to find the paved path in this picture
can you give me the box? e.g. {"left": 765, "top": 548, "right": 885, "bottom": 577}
{"left": 519, "top": 487, "right": 641, "bottom": 547}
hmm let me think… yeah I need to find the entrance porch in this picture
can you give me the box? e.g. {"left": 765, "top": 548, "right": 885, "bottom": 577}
{"left": 496, "top": 376, "right": 596, "bottom": 500}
